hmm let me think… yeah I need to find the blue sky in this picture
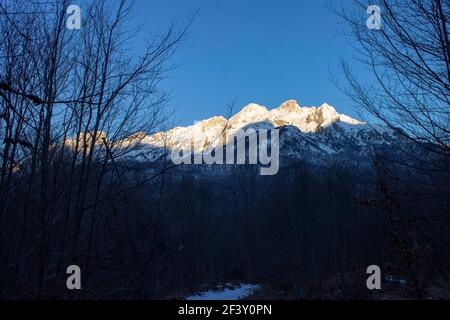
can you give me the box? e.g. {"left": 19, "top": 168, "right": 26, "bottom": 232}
{"left": 130, "top": 0, "right": 370, "bottom": 126}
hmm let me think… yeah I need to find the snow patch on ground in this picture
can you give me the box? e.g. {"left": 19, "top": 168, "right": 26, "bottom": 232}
{"left": 185, "top": 283, "right": 259, "bottom": 300}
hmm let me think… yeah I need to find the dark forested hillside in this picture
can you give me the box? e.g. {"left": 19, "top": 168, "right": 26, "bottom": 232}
{"left": 3, "top": 153, "right": 448, "bottom": 299}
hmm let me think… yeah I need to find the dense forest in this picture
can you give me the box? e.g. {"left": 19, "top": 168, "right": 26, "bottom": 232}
{"left": 2, "top": 154, "right": 449, "bottom": 299}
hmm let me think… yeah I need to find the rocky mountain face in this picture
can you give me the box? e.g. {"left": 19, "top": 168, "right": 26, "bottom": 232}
{"left": 120, "top": 99, "right": 407, "bottom": 171}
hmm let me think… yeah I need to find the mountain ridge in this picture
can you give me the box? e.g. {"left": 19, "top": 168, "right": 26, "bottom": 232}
{"left": 139, "top": 99, "right": 367, "bottom": 151}
{"left": 116, "top": 100, "right": 408, "bottom": 171}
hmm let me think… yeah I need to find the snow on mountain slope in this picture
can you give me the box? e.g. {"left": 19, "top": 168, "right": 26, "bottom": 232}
{"left": 117, "top": 99, "right": 399, "bottom": 167}
{"left": 131, "top": 100, "right": 366, "bottom": 150}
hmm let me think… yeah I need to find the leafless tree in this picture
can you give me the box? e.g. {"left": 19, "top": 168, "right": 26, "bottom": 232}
{"left": 335, "top": 0, "right": 450, "bottom": 296}
{"left": 335, "top": 1, "right": 449, "bottom": 209}
{"left": 0, "top": 0, "right": 190, "bottom": 298}
{"left": 337, "top": 0, "right": 449, "bottom": 150}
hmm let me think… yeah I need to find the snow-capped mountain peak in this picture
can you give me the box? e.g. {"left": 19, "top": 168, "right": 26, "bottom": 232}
{"left": 136, "top": 101, "right": 367, "bottom": 157}
{"left": 276, "top": 99, "right": 301, "bottom": 112}
{"left": 136, "top": 100, "right": 366, "bottom": 150}
{"left": 239, "top": 103, "right": 269, "bottom": 114}
{"left": 108, "top": 100, "right": 399, "bottom": 168}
